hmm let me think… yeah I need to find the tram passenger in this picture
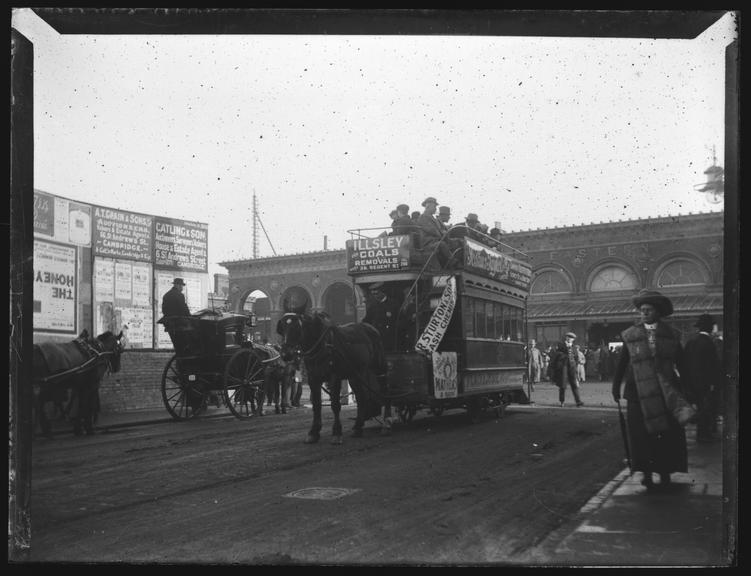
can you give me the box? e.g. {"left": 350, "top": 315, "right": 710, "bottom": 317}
{"left": 416, "top": 197, "right": 454, "bottom": 267}
{"left": 391, "top": 204, "right": 414, "bottom": 236}
{"left": 379, "top": 209, "right": 399, "bottom": 237}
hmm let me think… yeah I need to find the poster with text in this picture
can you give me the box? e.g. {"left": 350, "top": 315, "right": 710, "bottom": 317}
{"left": 33, "top": 241, "right": 77, "bottom": 333}
{"left": 93, "top": 205, "right": 153, "bottom": 261}
{"left": 115, "top": 261, "right": 133, "bottom": 305}
{"left": 131, "top": 263, "right": 152, "bottom": 307}
{"left": 94, "top": 258, "right": 115, "bottom": 302}
{"left": 119, "top": 307, "right": 153, "bottom": 349}
{"left": 153, "top": 217, "right": 208, "bottom": 272}
{"left": 33, "top": 190, "right": 55, "bottom": 237}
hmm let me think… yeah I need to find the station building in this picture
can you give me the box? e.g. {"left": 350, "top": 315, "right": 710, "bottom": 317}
{"left": 221, "top": 210, "right": 724, "bottom": 349}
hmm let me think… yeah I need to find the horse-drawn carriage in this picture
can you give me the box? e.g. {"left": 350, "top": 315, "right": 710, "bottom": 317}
{"left": 158, "top": 311, "right": 283, "bottom": 420}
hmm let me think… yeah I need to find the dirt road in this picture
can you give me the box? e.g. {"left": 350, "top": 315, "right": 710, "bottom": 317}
{"left": 30, "top": 397, "right": 624, "bottom": 564}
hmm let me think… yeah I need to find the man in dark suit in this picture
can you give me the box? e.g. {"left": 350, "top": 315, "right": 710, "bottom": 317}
{"left": 161, "top": 278, "right": 196, "bottom": 355}
{"left": 162, "top": 277, "right": 191, "bottom": 318}
{"left": 391, "top": 204, "right": 415, "bottom": 236}
{"left": 683, "top": 313, "right": 723, "bottom": 442}
{"left": 416, "top": 197, "right": 453, "bottom": 266}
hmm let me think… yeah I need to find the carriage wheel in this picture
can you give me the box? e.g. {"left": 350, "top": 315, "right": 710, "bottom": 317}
{"left": 223, "top": 348, "right": 266, "bottom": 419}
{"left": 398, "top": 405, "right": 417, "bottom": 424}
{"left": 161, "top": 354, "right": 206, "bottom": 420}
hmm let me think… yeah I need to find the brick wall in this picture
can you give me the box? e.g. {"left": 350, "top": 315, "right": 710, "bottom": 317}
{"left": 99, "top": 350, "right": 173, "bottom": 412}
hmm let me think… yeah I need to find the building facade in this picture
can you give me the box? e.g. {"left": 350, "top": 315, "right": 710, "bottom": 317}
{"left": 221, "top": 211, "right": 724, "bottom": 348}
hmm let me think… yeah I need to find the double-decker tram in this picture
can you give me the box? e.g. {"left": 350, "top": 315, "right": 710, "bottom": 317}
{"left": 345, "top": 225, "right": 533, "bottom": 423}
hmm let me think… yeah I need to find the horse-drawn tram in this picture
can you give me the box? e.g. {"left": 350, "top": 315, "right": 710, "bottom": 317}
{"left": 346, "top": 226, "right": 533, "bottom": 423}
{"left": 158, "top": 312, "right": 279, "bottom": 420}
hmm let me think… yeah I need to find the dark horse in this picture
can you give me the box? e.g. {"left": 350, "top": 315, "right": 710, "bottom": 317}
{"left": 32, "top": 330, "right": 126, "bottom": 437}
{"left": 276, "top": 311, "right": 390, "bottom": 444}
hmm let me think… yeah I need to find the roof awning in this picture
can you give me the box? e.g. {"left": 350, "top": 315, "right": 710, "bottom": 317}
{"left": 527, "top": 294, "right": 723, "bottom": 320}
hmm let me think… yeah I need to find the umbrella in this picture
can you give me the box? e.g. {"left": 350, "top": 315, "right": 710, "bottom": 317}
{"left": 617, "top": 400, "right": 632, "bottom": 473}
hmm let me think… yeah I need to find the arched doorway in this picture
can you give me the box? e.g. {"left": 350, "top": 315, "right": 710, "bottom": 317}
{"left": 322, "top": 282, "right": 356, "bottom": 325}
{"left": 280, "top": 286, "right": 312, "bottom": 314}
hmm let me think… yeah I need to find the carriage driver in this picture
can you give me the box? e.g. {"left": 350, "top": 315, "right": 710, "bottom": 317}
{"left": 161, "top": 278, "right": 196, "bottom": 351}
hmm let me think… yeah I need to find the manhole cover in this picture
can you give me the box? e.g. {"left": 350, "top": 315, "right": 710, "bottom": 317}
{"left": 283, "top": 487, "right": 361, "bottom": 500}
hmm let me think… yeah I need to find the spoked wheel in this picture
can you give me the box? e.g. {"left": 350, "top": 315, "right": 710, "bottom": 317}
{"left": 161, "top": 354, "right": 207, "bottom": 420}
{"left": 397, "top": 405, "right": 417, "bottom": 424}
{"left": 224, "top": 348, "right": 266, "bottom": 419}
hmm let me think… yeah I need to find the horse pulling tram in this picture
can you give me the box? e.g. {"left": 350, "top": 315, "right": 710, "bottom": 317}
{"left": 346, "top": 225, "right": 533, "bottom": 424}
{"left": 158, "top": 312, "right": 281, "bottom": 420}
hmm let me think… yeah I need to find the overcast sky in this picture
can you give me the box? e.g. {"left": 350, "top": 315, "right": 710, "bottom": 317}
{"left": 12, "top": 9, "right": 735, "bottom": 279}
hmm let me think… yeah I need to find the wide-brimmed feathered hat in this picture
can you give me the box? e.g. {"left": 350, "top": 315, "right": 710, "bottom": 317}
{"left": 632, "top": 289, "right": 673, "bottom": 317}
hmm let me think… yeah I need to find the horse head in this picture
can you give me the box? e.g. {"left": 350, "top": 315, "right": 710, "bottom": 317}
{"left": 96, "top": 330, "right": 127, "bottom": 373}
{"left": 276, "top": 312, "right": 305, "bottom": 362}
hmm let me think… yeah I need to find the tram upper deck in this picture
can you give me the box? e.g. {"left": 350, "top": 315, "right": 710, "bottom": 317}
{"left": 345, "top": 225, "right": 532, "bottom": 294}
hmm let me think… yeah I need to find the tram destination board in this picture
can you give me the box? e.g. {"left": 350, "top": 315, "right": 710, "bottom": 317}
{"left": 346, "top": 235, "right": 412, "bottom": 273}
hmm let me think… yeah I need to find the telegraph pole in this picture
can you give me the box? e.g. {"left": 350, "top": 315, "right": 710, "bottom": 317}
{"left": 252, "top": 191, "right": 259, "bottom": 258}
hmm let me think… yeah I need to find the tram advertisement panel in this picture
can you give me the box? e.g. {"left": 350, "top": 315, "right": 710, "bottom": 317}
{"left": 432, "top": 351, "right": 458, "bottom": 398}
{"left": 346, "top": 235, "right": 411, "bottom": 273}
{"left": 463, "top": 238, "right": 532, "bottom": 289}
{"left": 415, "top": 276, "right": 457, "bottom": 354}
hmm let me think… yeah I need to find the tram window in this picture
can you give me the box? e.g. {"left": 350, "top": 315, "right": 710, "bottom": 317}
{"left": 475, "top": 300, "right": 486, "bottom": 338}
{"left": 462, "top": 296, "right": 474, "bottom": 337}
{"left": 485, "top": 301, "right": 494, "bottom": 339}
{"left": 494, "top": 302, "right": 503, "bottom": 339}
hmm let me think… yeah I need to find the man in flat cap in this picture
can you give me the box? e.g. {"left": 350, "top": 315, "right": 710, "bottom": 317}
{"left": 682, "top": 313, "right": 723, "bottom": 442}
{"left": 416, "top": 197, "right": 453, "bottom": 267}
{"left": 549, "top": 331, "right": 584, "bottom": 408}
{"left": 612, "top": 289, "right": 690, "bottom": 490}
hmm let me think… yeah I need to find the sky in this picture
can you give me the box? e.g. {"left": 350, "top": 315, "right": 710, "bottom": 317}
{"left": 12, "top": 9, "right": 736, "bottom": 279}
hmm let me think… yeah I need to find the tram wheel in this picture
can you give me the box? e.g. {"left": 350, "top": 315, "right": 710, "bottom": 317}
{"left": 161, "top": 354, "right": 206, "bottom": 420}
{"left": 223, "top": 348, "right": 265, "bottom": 419}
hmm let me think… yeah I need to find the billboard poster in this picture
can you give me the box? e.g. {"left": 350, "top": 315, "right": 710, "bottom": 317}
{"left": 131, "top": 263, "right": 151, "bottom": 307}
{"left": 94, "top": 258, "right": 115, "bottom": 302}
{"left": 153, "top": 217, "right": 208, "bottom": 272}
{"left": 67, "top": 201, "right": 91, "bottom": 246}
{"left": 33, "top": 190, "right": 55, "bottom": 236}
{"left": 33, "top": 240, "right": 77, "bottom": 333}
{"left": 115, "top": 261, "right": 133, "bottom": 304}
{"left": 463, "top": 238, "right": 532, "bottom": 290}
{"left": 93, "top": 205, "right": 153, "bottom": 261}
{"left": 118, "top": 307, "right": 153, "bottom": 349}
{"left": 346, "top": 234, "right": 412, "bottom": 273}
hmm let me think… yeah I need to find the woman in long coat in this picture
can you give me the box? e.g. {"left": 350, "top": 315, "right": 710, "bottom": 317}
{"left": 612, "top": 289, "right": 688, "bottom": 491}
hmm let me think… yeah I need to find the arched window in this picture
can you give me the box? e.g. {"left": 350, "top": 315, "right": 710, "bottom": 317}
{"left": 657, "top": 260, "right": 705, "bottom": 288}
{"left": 530, "top": 270, "right": 572, "bottom": 294}
{"left": 590, "top": 265, "right": 639, "bottom": 292}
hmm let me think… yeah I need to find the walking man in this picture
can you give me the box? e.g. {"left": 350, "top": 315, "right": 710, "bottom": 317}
{"left": 550, "top": 332, "right": 584, "bottom": 407}
{"left": 527, "top": 339, "right": 543, "bottom": 394}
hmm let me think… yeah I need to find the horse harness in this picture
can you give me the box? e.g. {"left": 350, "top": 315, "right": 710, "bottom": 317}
{"left": 38, "top": 336, "right": 118, "bottom": 385}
